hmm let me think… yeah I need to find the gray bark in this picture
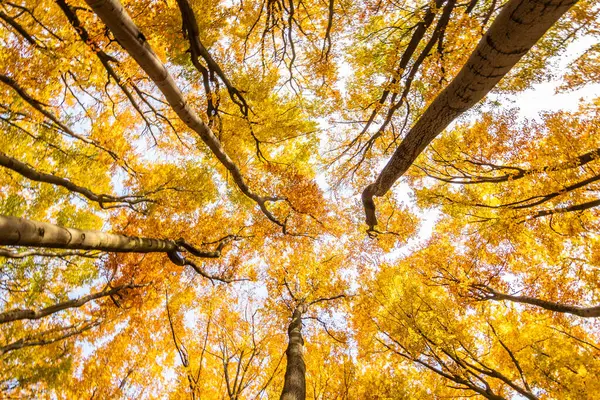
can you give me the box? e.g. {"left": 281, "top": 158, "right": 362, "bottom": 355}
{"left": 280, "top": 307, "right": 306, "bottom": 400}
{"left": 0, "top": 215, "right": 177, "bottom": 253}
{"left": 0, "top": 216, "right": 240, "bottom": 282}
{"left": 0, "top": 151, "right": 150, "bottom": 209}
{"left": 475, "top": 285, "right": 600, "bottom": 317}
{"left": 500, "top": 294, "right": 600, "bottom": 318}
{"left": 362, "top": 0, "right": 578, "bottom": 229}
{"left": 83, "top": 0, "right": 284, "bottom": 227}
{"left": 0, "top": 248, "right": 98, "bottom": 258}
{"left": 0, "top": 283, "right": 142, "bottom": 324}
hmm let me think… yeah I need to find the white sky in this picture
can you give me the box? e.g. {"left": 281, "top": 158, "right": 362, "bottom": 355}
{"left": 384, "top": 35, "right": 599, "bottom": 259}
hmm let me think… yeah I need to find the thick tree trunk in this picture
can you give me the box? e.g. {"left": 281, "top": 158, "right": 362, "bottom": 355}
{"left": 280, "top": 307, "right": 306, "bottom": 400}
{"left": 0, "top": 215, "right": 177, "bottom": 253}
{"left": 362, "top": 0, "right": 578, "bottom": 229}
{"left": 83, "top": 0, "right": 283, "bottom": 227}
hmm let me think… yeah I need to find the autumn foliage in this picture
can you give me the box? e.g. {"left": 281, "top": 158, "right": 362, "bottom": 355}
{"left": 0, "top": 0, "right": 599, "bottom": 398}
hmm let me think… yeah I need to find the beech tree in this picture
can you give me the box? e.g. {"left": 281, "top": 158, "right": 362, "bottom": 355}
{"left": 360, "top": 0, "right": 579, "bottom": 230}
{"left": 1, "top": 0, "right": 599, "bottom": 398}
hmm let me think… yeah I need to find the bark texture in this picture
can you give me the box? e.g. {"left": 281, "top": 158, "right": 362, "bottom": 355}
{"left": 84, "top": 0, "right": 284, "bottom": 227}
{"left": 0, "top": 215, "right": 177, "bottom": 253}
{"left": 280, "top": 307, "right": 306, "bottom": 400}
{"left": 362, "top": 0, "right": 578, "bottom": 229}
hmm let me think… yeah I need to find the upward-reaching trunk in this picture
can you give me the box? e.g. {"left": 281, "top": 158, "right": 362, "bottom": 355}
{"left": 83, "top": 0, "right": 284, "bottom": 228}
{"left": 0, "top": 215, "right": 177, "bottom": 253}
{"left": 0, "top": 215, "right": 239, "bottom": 281}
{"left": 362, "top": 0, "right": 578, "bottom": 229}
{"left": 280, "top": 307, "right": 306, "bottom": 400}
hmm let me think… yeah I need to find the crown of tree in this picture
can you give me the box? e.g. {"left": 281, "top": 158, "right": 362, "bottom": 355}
{"left": 1, "top": 0, "right": 599, "bottom": 398}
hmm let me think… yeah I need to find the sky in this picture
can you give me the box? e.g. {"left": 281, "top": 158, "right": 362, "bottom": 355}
{"left": 381, "top": 34, "right": 600, "bottom": 259}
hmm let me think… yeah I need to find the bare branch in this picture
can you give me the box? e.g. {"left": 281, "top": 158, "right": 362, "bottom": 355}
{"left": 0, "top": 151, "right": 153, "bottom": 211}
{"left": 0, "top": 282, "right": 147, "bottom": 324}
{"left": 0, "top": 74, "right": 137, "bottom": 176}
{"left": 471, "top": 284, "right": 600, "bottom": 317}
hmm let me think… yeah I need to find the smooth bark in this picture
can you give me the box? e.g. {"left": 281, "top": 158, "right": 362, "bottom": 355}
{"left": 0, "top": 215, "right": 177, "bottom": 253}
{"left": 0, "top": 248, "right": 98, "bottom": 258}
{"left": 84, "top": 0, "right": 284, "bottom": 227}
{"left": 362, "top": 0, "right": 578, "bottom": 229}
{"left": 0, "top": 216, "right": 240, "bottom": 281}
{"left": 280, "top": 307, "right": 306, "bottom": 400}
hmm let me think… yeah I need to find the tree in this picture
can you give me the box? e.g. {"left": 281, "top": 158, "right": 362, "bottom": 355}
{"left": 361, "top": 0, "right": 579, "bottom": 230}
{"left": 1, "top": 0, "right": 599, "bottom": 397}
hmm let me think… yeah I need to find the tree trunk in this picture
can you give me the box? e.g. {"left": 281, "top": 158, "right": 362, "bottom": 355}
{"left": 362, "top": 0, "right": 578, "bottom": 229}
{"left": 0, "top": 215, "right": 177, "bottom": 253}
{"left": 84, "top": 0, "right": 283, "bottom": 227}
{"left": 280, "top": 307, "right": 306, "bottom": 400}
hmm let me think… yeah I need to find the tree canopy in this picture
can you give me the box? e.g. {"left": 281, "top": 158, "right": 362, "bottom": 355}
{"left": 0, "top": 0, "right": 599, "bottom": 398}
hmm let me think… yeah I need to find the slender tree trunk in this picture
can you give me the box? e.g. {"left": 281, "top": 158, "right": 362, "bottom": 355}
{"left": 280, "top": 307, "right": 306, "bottom": 400}
{"left": 362, "top": 0, "right": 578, "bottom": 229}
{"left": 0, "top": 215, "right": 177, "bottom": 253}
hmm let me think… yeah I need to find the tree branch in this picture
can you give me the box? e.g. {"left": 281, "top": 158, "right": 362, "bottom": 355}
{"left": 362, "top": 0, "right": 578, "bottom": 230}
{"left": 83, "top": 0, "right": 287, "bottom": 230}
{"left": 471, "top": 284, "right": 600, "bottom": 317}
{"left": 0, "top": 282, "right": 147, "bottom": 324}
{"left": 0, "top": 74, "right": 137, "bottom": 176}
{"left": 0, "top": 151, "right": 153, "bottom": 211}
{"left": 0, "top": 319, "right": 102, "bottom": 354}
